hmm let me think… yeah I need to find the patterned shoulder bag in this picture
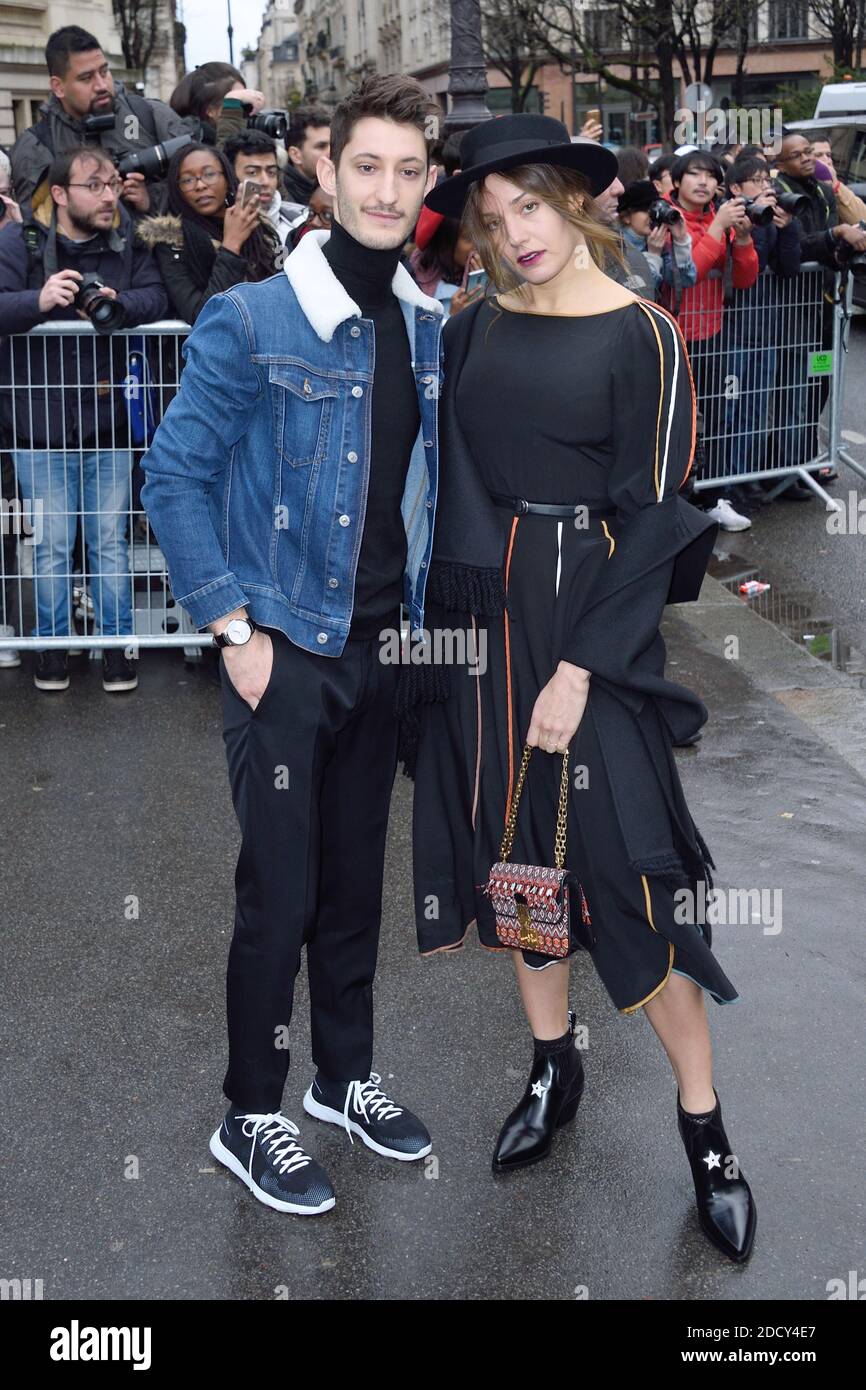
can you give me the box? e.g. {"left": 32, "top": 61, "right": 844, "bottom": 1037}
{"left": 485, "top": 743, "right": 594, "bottom": 958}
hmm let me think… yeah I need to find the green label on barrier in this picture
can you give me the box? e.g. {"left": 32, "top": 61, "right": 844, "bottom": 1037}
{"left": 808, "top": 350, "right": 833, "bottom": 375}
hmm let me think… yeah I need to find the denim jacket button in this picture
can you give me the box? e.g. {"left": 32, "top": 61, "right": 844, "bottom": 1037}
{"left": 347, "top": 451, "right": 358, "bottom": 463}
{"left": 303, "top": 379, "right": 312, "bottom": 394}
{"left": 426, "top": 499, "right": 433, "bottom": 508}
{"left": 317, "top": 632, "right": 328, "bottom": 644}
{"left": 351, "top": 385, "right": 363, "bottom": 397}
{"left": 424, "top": 439, "right": 433, "bottom": 448}
{"left": 328, "top": 577, "right": 339, "bottom": 588}
{"left": 339, "top": 514, "right": 351, "bottom": 526}
{"left": 350, "top": 326, "right": 361, "bottom": 337}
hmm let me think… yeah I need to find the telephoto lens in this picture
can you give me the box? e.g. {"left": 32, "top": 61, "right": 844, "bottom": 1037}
{"left": 774, "top": 189, "right": 810, "bottom": 218}
{"left": 76, "top": 273, "right": 127, "bottom": 333}
{"left": 116, "top": 134, "right": 192, "bottom": 181}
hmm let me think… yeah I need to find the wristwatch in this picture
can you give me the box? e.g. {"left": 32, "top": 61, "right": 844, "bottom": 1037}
{"left": 213, "top": 617, "right": 258, "bottom": 648}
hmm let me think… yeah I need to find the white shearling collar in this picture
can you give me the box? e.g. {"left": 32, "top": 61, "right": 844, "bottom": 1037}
{"left": 282, "top": 227, "right": 443, "bottom": 341}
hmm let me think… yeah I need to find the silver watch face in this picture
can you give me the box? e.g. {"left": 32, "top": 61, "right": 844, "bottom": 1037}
{"left": 225, "top": 619, "right": 253, "bottom": 646}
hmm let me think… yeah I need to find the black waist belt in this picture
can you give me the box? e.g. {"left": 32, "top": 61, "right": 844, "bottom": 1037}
{"left": 490, "top": 491, "right": 617, "bottom": 519}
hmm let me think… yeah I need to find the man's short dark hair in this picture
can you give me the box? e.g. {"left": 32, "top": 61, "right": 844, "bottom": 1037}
{"left": 329, "top": 75, "right": 439, "bottom": 170}
{"left": 671, "top": 150, "right": 725, "bottom": 187}
{"left": 223, "top": 130, "right": 278, "bottom": 167}
{"left": 649, "top": 153, "right": 677, "bottom": 181}
{"left": 287, "top": 106, "right": 331, "bottom": 151}
{"left": 46, "top": 26, "right": 102, "bottom": 79}
{"left": 726, "top": 156, "right": 770, "bottom": 192}
{"left": 47, "top": 144, "right": 113, "bottom": 191}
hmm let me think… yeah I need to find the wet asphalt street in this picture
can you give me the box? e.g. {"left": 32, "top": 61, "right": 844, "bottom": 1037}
{"left": 707, "top": 314, "right": 866, "bottom": 657}
{"left": 2, "top": 569, "right": 865, "bottom": 1301}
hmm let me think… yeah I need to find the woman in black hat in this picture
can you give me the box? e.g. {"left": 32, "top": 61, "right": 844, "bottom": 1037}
{"left": 404, "top": 114, "right": 756, "bottom": 1263}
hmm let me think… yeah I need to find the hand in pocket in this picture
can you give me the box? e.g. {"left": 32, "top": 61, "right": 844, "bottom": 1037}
{"left": 222, "top": 631, "right": 274, "bottom": 711}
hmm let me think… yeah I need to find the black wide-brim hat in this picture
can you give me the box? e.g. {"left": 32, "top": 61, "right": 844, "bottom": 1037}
{"left": 424, "top": 114, "right": 619, "bottom": 218}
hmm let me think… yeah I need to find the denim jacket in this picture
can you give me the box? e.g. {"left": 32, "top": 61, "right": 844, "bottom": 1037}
{"left": 141, "top": 228, "right": 445, "bottom": 654}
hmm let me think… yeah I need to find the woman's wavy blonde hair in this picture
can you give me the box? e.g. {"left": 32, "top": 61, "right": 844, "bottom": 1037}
{"left": 460, "top": 162, "right": 626, "bottom": 294}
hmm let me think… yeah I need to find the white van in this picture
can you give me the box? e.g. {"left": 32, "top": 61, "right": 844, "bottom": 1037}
{"left": 815, "top": 83, "right": 866, "bottom": 119}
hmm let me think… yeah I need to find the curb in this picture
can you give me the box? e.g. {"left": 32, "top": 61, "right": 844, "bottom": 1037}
{"left": 666, "top": 574, "right": 866, "bottom": 782}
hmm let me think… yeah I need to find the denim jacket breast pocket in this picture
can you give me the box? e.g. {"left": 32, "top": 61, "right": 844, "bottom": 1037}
{"left": 269, "top": 364, "right": 340, "bottom": 468}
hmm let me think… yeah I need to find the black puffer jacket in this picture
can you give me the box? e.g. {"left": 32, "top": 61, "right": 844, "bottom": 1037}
{"left": 135, "top": 213, "right": 249, "bottom": 325}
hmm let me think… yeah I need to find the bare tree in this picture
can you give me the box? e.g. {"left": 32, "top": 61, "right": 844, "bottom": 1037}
{"left": 112, "top": 0, "right": 161, "bottom": 76}
{"left": 477, "top": 0, "right": 551, "bottom": 111}
{"left": 537, "top": 1, "right": 687, "bottom": 146}
{"left": 808, "top": 0, "right": 865, "bottom": 68}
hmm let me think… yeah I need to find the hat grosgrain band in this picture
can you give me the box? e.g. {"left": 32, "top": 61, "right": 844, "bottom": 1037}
{"left": 424, "top": 114, "right": 619, "bottom": 219}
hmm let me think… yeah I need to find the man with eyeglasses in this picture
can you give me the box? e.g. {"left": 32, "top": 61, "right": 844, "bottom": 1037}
{"left": 0, "top": 145, "right": 167, "bottom": 692}
{"left": 770, "top": 131, "right": 866, "bottom": 491}
{"left": 10, "top": 24, "right": 188, "bottom": 222}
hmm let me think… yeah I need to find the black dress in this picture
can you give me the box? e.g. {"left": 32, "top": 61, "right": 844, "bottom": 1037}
{"left": 411, "top": 295, "right": 738, "bottom": 1014}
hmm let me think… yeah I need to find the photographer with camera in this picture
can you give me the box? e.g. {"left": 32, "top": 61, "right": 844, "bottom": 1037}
{"left": 10, "top": 26, "right": 190, "bottom": 221}
{"left": 284, "top": 108, "right": 332, "bottom": 206}
{"left": 0, "top": 145, "right": 167, "bottom": 692}
{"left": 135, "top": 143, "right": 282, "bottom": 325}
{"left": 720, "top": 156, "right": 800, "bottom": 506}
{"left": 668, "top": 150, "right": 759, "bottom": 530}
{"left": 769, "top": 132, "right": 865, "bottom": 490}
{"left": 616, "top": 180, "right": 697, "bottom": 296}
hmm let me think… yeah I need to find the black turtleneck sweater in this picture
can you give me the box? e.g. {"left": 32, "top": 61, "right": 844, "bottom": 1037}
{"left": 322, "top": 219, "right": 420, "bottom": 639}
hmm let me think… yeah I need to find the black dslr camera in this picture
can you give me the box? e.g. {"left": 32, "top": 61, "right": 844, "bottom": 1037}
{"left": 247, "top": 109, "right": 289, "bottom": 143}
{"left": 76, "top": 273, "right": 126, "bottom": 333}
{"left": 649, "top": 199, "right": 682, "bottom": 229}
{"left": 835, "top": 219, "right": 866, "bottom": 282}
{"left": 721, "top": 195, "right": 775, "bottom": 227}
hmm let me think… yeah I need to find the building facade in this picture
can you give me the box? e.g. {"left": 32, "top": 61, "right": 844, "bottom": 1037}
{"left": 274, "top": 1, "right": 843, "bottom": 139}
{"left": 0, "top": 0, "right": 182, "bottom": 151}
{"left": 251, "top": 0, "right": 304, "bottom": 108}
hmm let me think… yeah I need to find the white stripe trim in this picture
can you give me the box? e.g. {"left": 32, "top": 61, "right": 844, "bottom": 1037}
{"left": 641, "top": 302, "right": 680, "bottom": 502}
{"left": 555, "top": 521, "right": 563, "bottom": 597}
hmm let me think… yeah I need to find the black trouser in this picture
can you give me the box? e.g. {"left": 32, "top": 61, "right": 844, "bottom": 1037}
{"left": 220, "top": 626, "right": 399, "bottom": 1111}
{"left": 1, "top": 450, "right": 21, "bottom": 629}
{"left": 687, "top": 331, "right": 730, "bottom": 507}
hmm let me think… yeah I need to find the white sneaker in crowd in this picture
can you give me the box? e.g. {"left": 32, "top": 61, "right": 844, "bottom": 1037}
{"left": 0, "top": 624, "right": 21, "bottom": 668}
{"left": 705, "top": 497, "right": 752, "bottom": 532}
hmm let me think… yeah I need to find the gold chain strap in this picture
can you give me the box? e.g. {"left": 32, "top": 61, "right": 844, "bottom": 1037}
{"left": 499, "top": 743, "right": 570, "bottom": 869}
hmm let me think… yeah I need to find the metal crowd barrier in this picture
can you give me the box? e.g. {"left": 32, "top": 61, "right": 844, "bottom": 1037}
{"left": 687, "top": 263, "right": 866, "bottom": 505}
{"left": 0, "top": 320, "right": 209, "bottom": 656}
{"left": 0, "top": 272, "right": 862, "bottom": 660}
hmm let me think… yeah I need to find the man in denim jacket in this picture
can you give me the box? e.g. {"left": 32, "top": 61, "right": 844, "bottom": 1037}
{"left": 142, "top": 75, "right": 444, "bottom": 1216}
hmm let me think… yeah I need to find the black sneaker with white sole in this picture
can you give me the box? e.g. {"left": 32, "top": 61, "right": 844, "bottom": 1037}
{"left": 34, "top": 650, "right": 70, "bottom": 690}
{"left": 303, "top": 1071, "right": 432, "bottom": 1160}
{"left": 209, "top": 1108, "right": 335, "bottom": 1215}
{"left": 102, "top": 650, "right": 138, "bottom": 692}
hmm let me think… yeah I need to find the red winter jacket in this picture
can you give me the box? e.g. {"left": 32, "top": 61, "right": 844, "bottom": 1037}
{"left": 666, "top": 199, "right": 759, "bottom": 342}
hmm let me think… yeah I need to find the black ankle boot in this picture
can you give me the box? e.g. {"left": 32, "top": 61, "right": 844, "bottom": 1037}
{"left": 492, "top": 1011, "right": 585, "bottom": 1173}
{"left": 677, "top": 1089, "right": 756, "bottom": 1263}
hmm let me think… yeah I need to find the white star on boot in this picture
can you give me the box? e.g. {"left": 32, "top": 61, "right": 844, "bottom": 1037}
{"left": 702, "top": 1149, "right": 722, "bottom": 1171}
{"left": 531, "top": 1080, "right": 550, "bottom": 1099}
